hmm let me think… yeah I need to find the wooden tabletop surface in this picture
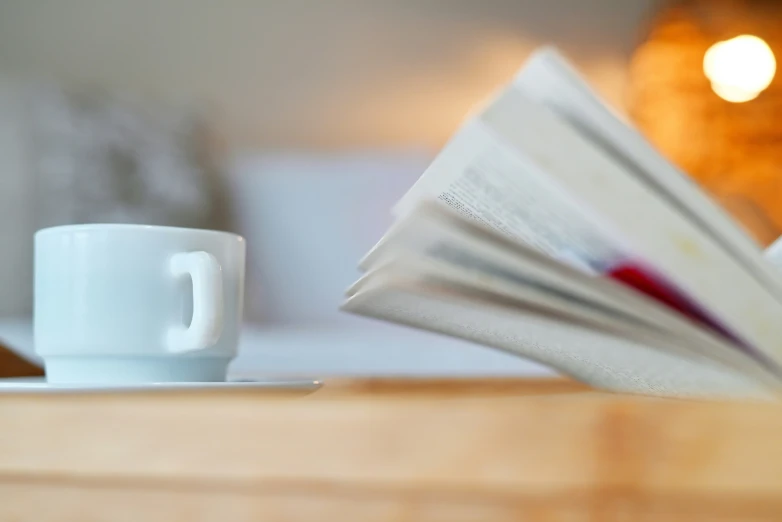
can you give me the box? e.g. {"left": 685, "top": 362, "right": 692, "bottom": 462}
{"left": 1, "top": 377, "right": 781, "bottom": 521}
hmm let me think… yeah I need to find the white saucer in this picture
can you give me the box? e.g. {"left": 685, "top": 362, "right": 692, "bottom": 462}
{"left": 0, "top": 376, "right": 322, "bottom": 394}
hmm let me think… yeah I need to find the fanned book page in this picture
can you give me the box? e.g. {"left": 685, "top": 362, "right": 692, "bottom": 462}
{"left": 343, "top": 46, "right": 782, "bottom": 398}
{"left": 343, "top": 282, "right": 770, "bottom": 399}
{"left": 355, "top": 203, "right": 773, "bottom": 381}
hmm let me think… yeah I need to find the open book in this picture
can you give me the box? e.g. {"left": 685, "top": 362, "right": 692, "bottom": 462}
{"left": 342, "top": 47, "right": 782, "bottom": 399}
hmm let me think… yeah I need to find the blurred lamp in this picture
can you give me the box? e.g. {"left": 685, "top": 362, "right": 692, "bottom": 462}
{"left": 703, "top": 34, "right": 776, "bottom": 102}
{"left": 628, "top": 0, "right": 782, "bottom": 246}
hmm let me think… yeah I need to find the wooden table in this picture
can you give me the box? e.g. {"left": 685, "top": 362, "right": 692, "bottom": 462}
{"left": 1, "top": 377, "right": 781, "bottom": 521}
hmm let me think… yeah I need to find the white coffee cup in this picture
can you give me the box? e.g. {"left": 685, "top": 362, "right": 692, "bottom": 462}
{"left": 34, "top": 224, "right": 245, "bottom": 384}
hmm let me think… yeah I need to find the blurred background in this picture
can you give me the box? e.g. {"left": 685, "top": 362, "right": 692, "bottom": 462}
{"left": 0, "top": 0, "right": 778, "bottom": 378}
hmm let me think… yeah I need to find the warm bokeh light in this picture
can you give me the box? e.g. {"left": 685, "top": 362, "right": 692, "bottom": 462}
{"left": 703, "top": 35, "right": 776, "bottom": 102}
{"left": 709, "top": 82, "right": 760, "bottom": 103}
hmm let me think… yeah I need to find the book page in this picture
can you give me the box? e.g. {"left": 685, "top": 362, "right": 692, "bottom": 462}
{"left": 351, "top": 253, "right": 774, "bottom": 382}
{"left": 392, "top": 118, "right": 738, "bottom": 341}
{"left": 392, "top": 121, "right": 622, "bottom": 274}
{"left": 514, "top": 47, "right": 782, "bottom": 300}
{"left": 358, "top": 202, "right": 772, "bottom": 376}
{"left": 342, "top": 282, "right": 772, "bottom": 399}
{"left": 479, "top": 87, "right": 782, "bottom": 366}
{"left": 393, "top": 76, "right": 782, "bottom": 366}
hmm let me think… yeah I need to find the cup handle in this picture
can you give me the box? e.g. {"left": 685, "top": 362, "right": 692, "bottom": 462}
{"left": 167, "top": 251, "right": 224, "bottom": 354}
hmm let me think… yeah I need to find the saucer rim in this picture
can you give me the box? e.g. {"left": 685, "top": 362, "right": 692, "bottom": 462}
{"left": 0, "top": 377, "right": 322, "bottom": 393}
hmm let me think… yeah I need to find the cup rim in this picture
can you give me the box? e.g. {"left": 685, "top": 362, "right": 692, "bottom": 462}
{"left": 35, "top": 224, "right": 244, "bottom": 242}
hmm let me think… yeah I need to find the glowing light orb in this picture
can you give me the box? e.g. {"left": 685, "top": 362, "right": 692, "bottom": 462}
{"left": 703, "top": 35, "right": 776, "bottom": 102}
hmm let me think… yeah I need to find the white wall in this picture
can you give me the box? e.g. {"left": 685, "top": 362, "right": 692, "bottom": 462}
{"left": 0, "top": 0, "right": 660, "bottom": 150}
{"left": 0, "top": 82, "right": 34, "bottom": 315}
